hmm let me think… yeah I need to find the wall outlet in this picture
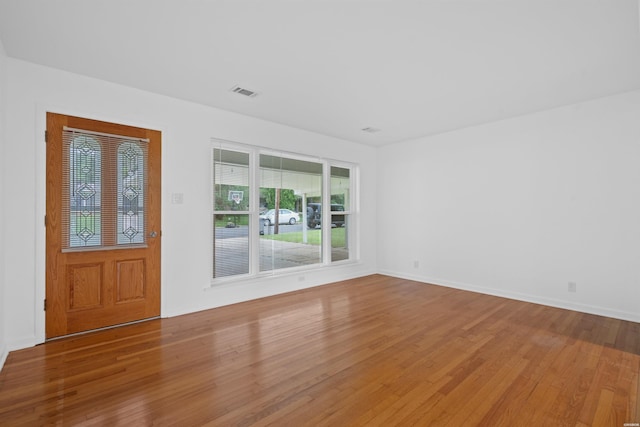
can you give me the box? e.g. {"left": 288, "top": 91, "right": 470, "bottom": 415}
{"left": 568, "top": 282, "right": 577, "bottom": 293}
{"left": 413, "top": 260, "right": 419, "bottom": 268}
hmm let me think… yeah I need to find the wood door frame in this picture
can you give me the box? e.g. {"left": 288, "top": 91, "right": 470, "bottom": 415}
{"left": 34, "top": 108, "right": 164, "bottom": 344}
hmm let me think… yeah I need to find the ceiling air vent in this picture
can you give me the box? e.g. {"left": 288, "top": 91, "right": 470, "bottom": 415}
{"left": 361, "top": 127, "right": 381, "bottom": 133}
{"left": 231, "top": 85, "right": 258, "bottom": 98}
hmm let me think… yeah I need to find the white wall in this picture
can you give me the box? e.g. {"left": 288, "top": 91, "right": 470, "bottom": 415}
{"left": 0, "top": 39, "right": 7, "bottom": 367}
{"left": 378, "top": 91, "right": 640, "bottom": 322}
{"left": 2, "top": 58, "right": 377, "bottom": 352}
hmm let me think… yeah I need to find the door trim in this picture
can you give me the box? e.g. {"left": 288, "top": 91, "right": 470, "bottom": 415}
{"left": 45, "top": 316, "right": 160, "bottom": 342}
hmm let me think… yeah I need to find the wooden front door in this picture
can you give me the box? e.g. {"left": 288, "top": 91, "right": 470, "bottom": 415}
{"left": 45, "top": 113, "right": 161, "bottom": 339}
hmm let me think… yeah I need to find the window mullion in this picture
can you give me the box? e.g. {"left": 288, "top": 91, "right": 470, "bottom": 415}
{"left": 250, "top": 149, "right": 260, "bottom": 275}
{"left": 322, "top": 160, "right": 331, "bottom": 264}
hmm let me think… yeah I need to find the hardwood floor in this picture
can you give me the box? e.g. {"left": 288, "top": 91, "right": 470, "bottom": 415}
{"left": 1, "top": 274, "right": 639, "bottom": 426}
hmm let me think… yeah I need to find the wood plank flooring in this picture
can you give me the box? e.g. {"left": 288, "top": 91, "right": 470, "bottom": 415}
{"left": 1, "top": 274, "right": 639, "bottom": 426}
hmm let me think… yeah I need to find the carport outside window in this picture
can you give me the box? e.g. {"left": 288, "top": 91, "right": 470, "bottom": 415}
{"left": 259, "top": 154, "right": 323, "bottom": 272}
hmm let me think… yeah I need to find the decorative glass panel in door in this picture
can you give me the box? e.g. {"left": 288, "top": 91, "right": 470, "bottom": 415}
{"left": 65, "top": 134, "right": 102, "bottom": 248}
{"left": 117, "top": 142, "right": 146, "bottom": 245}
{"left": 62, "top": 128, "right": 148, "bottom": 251}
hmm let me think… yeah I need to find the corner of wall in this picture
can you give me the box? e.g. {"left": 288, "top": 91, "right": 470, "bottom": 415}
{"left": 376, "top": 90, "right": 640, "bottom": 324}
{"left": 0, "top": 37, "right": 7, "bottom": 371}
{"left": 0, "top": 345, "right": 7, "bottom": 373}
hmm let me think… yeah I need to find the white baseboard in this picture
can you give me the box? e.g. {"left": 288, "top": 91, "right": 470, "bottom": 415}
{"left": 378, "top": 269, "right": 640, "bottom": 324}
{"left": 7, "top": 337, "right": 38, "bottom": 352}
{"left": 165, "top": 268, "right": 378, "bottom": 318}
{"left": 5, "top": 268, "right": 633, "bottom": 376}
{"left": 0, "top": 336, "right": 41, "bottom": 369}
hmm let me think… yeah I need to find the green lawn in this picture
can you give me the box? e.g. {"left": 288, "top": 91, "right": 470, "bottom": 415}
{"left": 261, "top": 227, "right": 346, "bottom": 247}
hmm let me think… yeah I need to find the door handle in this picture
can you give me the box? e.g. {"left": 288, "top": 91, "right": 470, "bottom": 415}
{"left": 148, "top": 231, "right": 158, "bottom": 238}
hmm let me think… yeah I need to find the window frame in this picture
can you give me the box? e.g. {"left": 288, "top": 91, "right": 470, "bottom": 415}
{"left": 210, "top": 140, "right": 357, "bottom": 286}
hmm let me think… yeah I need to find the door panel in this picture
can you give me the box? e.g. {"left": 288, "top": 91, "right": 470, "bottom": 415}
{"left": 67, "top": 263, "right": 103, "bottom": 310}
{"left": 46, "top": 113, "right": 161, "bottom": 338}
{"left": 116, "top": 258, "right": 146, "bottom": 302}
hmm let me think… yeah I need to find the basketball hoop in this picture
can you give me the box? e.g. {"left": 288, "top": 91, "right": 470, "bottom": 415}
{"left": 228, "top": 190, "right": 244, "bottom": 205}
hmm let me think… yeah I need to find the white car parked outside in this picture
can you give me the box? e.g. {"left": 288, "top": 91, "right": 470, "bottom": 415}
{"left": 260, "top": 209, "right": 300, "bottom": 225}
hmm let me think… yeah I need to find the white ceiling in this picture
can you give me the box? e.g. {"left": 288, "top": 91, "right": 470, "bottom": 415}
{"left": 1, "top": 0, "right": 640, "bottom": 147}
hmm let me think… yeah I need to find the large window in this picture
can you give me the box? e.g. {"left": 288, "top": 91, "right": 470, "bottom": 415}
{"left": 212, "top": 142, "right": 356, "bottom": 282}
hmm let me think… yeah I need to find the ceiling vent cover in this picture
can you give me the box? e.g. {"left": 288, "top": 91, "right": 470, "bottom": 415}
{"left": 231, "top": 85, "right": 258, "bottom": 98}
{"left": 361, "top": 127, "right": 381, "bottom": 133}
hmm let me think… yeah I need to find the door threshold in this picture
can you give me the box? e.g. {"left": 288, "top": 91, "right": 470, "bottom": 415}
{"left": 45, "top": 316, "right": 161, "bottom": 342}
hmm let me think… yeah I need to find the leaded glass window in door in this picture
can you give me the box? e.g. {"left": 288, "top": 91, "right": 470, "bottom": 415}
{"left": 62, "top": 128, "right": 148, "bottom": 251}
{"left": 66, "top": 135, "right": 102, "bottom": 247}
{"left": 117, "top": 142, "right": 146, "bottom": 244}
